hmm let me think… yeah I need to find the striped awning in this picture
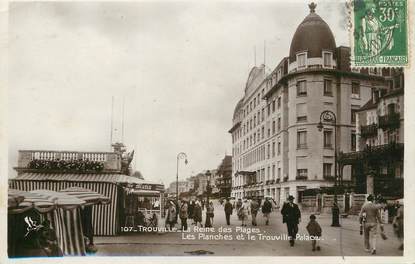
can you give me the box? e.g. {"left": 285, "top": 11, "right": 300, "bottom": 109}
{"left": 9, "top": 189, "right": 56, "bottom": 214}
{"left": 29, "top": 190, "right": 85, "bottom": 209}
{"left": 10, "top": 180, "right": 120, "bottom": 236}
{"left": 8, "top": 189, "right": 86, "bottom": 214}
{"left": 130, "top": 189, "right": 160, "bottom": 196}
{"left": 60, "top": 186, "right": 110, "bottom": 206}
{"left": 13, "top": 172, "right": 151, "bottom": 184}
{"left": 8, "top": 189, "right": 26, "bottom": 208}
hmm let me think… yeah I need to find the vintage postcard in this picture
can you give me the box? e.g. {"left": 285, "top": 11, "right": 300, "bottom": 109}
{"left": 2, "top": 0, "right": 414, "bottom": 263}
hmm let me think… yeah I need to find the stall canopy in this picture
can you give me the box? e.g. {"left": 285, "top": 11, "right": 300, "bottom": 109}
{"left": 130, "top": 189, "right": 160, "bottom": 196}
{"left": 60, "top": 186, "right": 111, "bottom": 249}
{"left": 10, "top": 172, "right": 164, "bottom": 236}
{"left": 8, "top": 189, "right": 87, "bottom": 256}
{"left": 8, "top": 189, "right": 25, "bottom": 208}
{"left": 60, "top": 186, "right": 110, "bottom": 206}
{"left": 8, "top": 189, "right": 87, "bottom": 212}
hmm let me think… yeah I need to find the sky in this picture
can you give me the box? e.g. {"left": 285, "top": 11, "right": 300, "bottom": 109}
{"left": 8, "top": 0, "right": 349, "bottom": 186}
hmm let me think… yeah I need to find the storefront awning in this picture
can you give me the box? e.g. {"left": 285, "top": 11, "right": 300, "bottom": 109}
{"left": 60, "top": 186, "right": 110, "bottom": 206}
{"left": 130, "top": 189, "right": 160, "bottom": 197}
{"left": 8, "top": 189, "right": 85, "bottom": 214}
{"left": 13, "top": 172, "right": 145, "bottom": 184}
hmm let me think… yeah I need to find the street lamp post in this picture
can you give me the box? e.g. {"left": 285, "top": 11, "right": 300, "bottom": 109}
{"left": 317, "top": 110, "right": 341, "bottom": 227}
{"left": 204, "top": 170, "right": 212, "bottom": 228}
{"left": 176, "top": 152, "right": 188, "bottom": 206}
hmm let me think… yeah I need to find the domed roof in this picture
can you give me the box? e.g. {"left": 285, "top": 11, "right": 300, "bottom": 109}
{"left": 289, "top": 3, "right": 336, "bottom": 63}
{"left": 233, "top": 98, "right": 244, "bottom": 120}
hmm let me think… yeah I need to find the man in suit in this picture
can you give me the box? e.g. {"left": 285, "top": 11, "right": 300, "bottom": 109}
{"left": 281, "top": 195, "right": 301, "bottom": 246}
{"left": 224, "top": 198, "right": 233, "bottom": 225}
{"left": 250, "top": 198, "right": 260, "bottom": 226}
{"left": 359, "top": 194, "right": 382, "bottom": 254}
{"left": 262, "top": 197, "right": 273, "bottom": 225}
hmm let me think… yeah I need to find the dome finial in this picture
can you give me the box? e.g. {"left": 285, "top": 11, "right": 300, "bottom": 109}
{"left": 309, "top": 2, "right": 317, "bottom": 13}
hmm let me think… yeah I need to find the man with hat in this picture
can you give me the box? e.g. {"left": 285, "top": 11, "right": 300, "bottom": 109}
{"left": 359, "top": 194, "right": 382, "bottom": 255}
{"left": 281, "top": 195, "right": 301, "bottom": 246}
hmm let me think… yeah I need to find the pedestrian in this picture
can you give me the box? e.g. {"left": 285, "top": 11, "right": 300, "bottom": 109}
{"left": 153, "top": 199, "right": 160, "bottom": 210}
{"left": 188, "top": 200, "right": 194, "bottom": 224}
{"left": 359, "top": 194, "right": 382, "bottom": 255}
{"left": 392, "top": 202, "right": 403, "bottom": 250}
{"left": 207, "top": 201, "right": 215, "bottom": 225}
{"left": 166, "top": 201, "right": 177, "bottom": 230}
{"left": 239, "top": 198, "right": 250, "bottom": 226}
{"left": 250, "top": 198, "right": 260, "bottom": 226}
{"left": 224, "top": 198, "right": 233, "bottom": 225}
{"left": 281, "top": 195, "right": 301, "bottom": 247}
{"left": 306, "top": 214, "right": 322, "bottom": 251}
{"left": 193, "top": 201, "right": 203, "bottom": 227}
{"left": 179, "top": 199, "right": 188, "bottom": 231}
{"left": 236, "top": 198, "right": 243, "bottom": 220}
{"left": 262, "top": 197, "right": 273, "bottom": 225}
{"left": 331, "top": 202, "right": 340, "bottom": 227}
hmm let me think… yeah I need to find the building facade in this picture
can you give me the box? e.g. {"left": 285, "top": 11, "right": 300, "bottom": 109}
{"left": 229, "top": 3, "right": 394, "bottom": 207}
{"left": 215, "top": 155, "right": 232, "bottom": 198}
{"left": 339, "top": 68, "right": 404, "bottom": 198}
{"left": 167, "top": 180, "right": 188, "bottom": 196}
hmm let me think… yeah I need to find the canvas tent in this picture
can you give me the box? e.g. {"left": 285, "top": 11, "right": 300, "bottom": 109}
{"left": 9, "top": 173, "right": 164, "bottom": 236}
{"left": 8, "top": 189, "right": 87, "bottom": 256}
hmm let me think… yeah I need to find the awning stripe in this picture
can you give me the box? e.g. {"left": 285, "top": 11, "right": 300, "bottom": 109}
{"left": 12, "top": 173, "right": 154, "bottom": 184}
{"left": 10, "top": 179, "right": 119, "bottom": 236}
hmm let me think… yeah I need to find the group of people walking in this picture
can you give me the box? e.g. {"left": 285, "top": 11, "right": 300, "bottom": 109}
{"left": 225, "top": 197, "right": 273, "bottom": 227}
{"left": 165, "top": 199, "right": 214, "bottom": 230}
{"left": 359, "top": 194, "right": 404, "bottom": 254}
{"left": 165, "top": 194, "right": 404, "bottom": 254}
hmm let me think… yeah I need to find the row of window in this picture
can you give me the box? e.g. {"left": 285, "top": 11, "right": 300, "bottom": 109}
{"left": 233, "top": 116, "right": 283, "bottom": 156}
{"left": 297, "top": 130, "right": 356, "bottom": 151}
{"left": 235, "top": 79, "right": 361, "bottom": 143}
{"left": 235, "top": 127, "right": 357, "bottom": 169}
{"left": 239, "top": 139, "right": 283, "bottom": 169}
{"left": 233, "top": 162, "right": 335, "bottom": 186}
{"left": 233, "top": 164, "right": 282, "bottom": 186}
{"left": 296, "top": 51, "right": 333, "bottom": 69}
{"left": 295, "top": 79, "right": 361, "bottom": 98}
{"left": 295, "top": 163, "right": 334, "bottom": 179}
{"left": 242, "top": 97, "right": 282, "bottom": 135}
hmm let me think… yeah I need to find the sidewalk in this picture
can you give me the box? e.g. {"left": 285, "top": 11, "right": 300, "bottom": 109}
{"left": 94, "top": 207, "right": 403, "bottom": 256}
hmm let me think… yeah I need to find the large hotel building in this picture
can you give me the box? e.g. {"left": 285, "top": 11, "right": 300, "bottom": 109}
{"left": 228, "top": 3, "right": 404, "bottom": 207}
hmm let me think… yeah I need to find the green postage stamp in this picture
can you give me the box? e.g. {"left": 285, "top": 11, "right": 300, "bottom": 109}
{"left": 350, "top": 0, "right": 408, "bottom": 67}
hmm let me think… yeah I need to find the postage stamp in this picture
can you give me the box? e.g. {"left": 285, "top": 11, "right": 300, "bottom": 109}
{"left": 350, "top": 0, "right": 408, "bottom": 67}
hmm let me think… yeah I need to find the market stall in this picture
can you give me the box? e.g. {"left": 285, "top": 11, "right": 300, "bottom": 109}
{"left": 8, "top": 189, "right": 87, "bottom": 257}
{"left": 60, "top": 186, "right": 110, "bottom": 252}
{"left": 124, "top": 188, "right": 164, "bottom": 229}
{"left": 10, "top": 173, "right": 164, "bottom": 236}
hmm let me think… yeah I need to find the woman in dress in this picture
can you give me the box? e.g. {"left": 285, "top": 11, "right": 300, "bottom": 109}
{"left": 239, "top": 199, "right": 250, "bottom": 227}
{"left": 166, "top": 201, "right": 177, "bottom": 230}
{"left": 193, "top": 200, "right": 203, "bottom": 227}
{"left": 207, "top": 201, "right": 215, "bottom": 225}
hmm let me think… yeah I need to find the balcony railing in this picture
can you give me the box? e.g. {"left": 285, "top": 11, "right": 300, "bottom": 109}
{"left": 295, "top": 176, "right": 307, "bottom": 180}
{"left": 283, "top": 176, "right": 288, "bottom": 182}
{"left": 323, "top": 175, "right": 336, "bottom": 181}
{"left": 378, "top": 113, "right": 400, "bottom": 130}
{"left": 16, "top": 150, "right": 122, "bottom": 172}
{"left": 360, "top": 124, "right": 378, "bottom": 138}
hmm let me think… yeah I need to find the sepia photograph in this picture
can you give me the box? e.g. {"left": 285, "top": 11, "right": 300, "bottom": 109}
{"left": 4, "top": 0, "right": 411, "bottom": 261}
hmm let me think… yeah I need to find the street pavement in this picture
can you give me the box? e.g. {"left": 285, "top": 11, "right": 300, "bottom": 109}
{"left": 93, "top": 200, "right": 403, "bottom": 257}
